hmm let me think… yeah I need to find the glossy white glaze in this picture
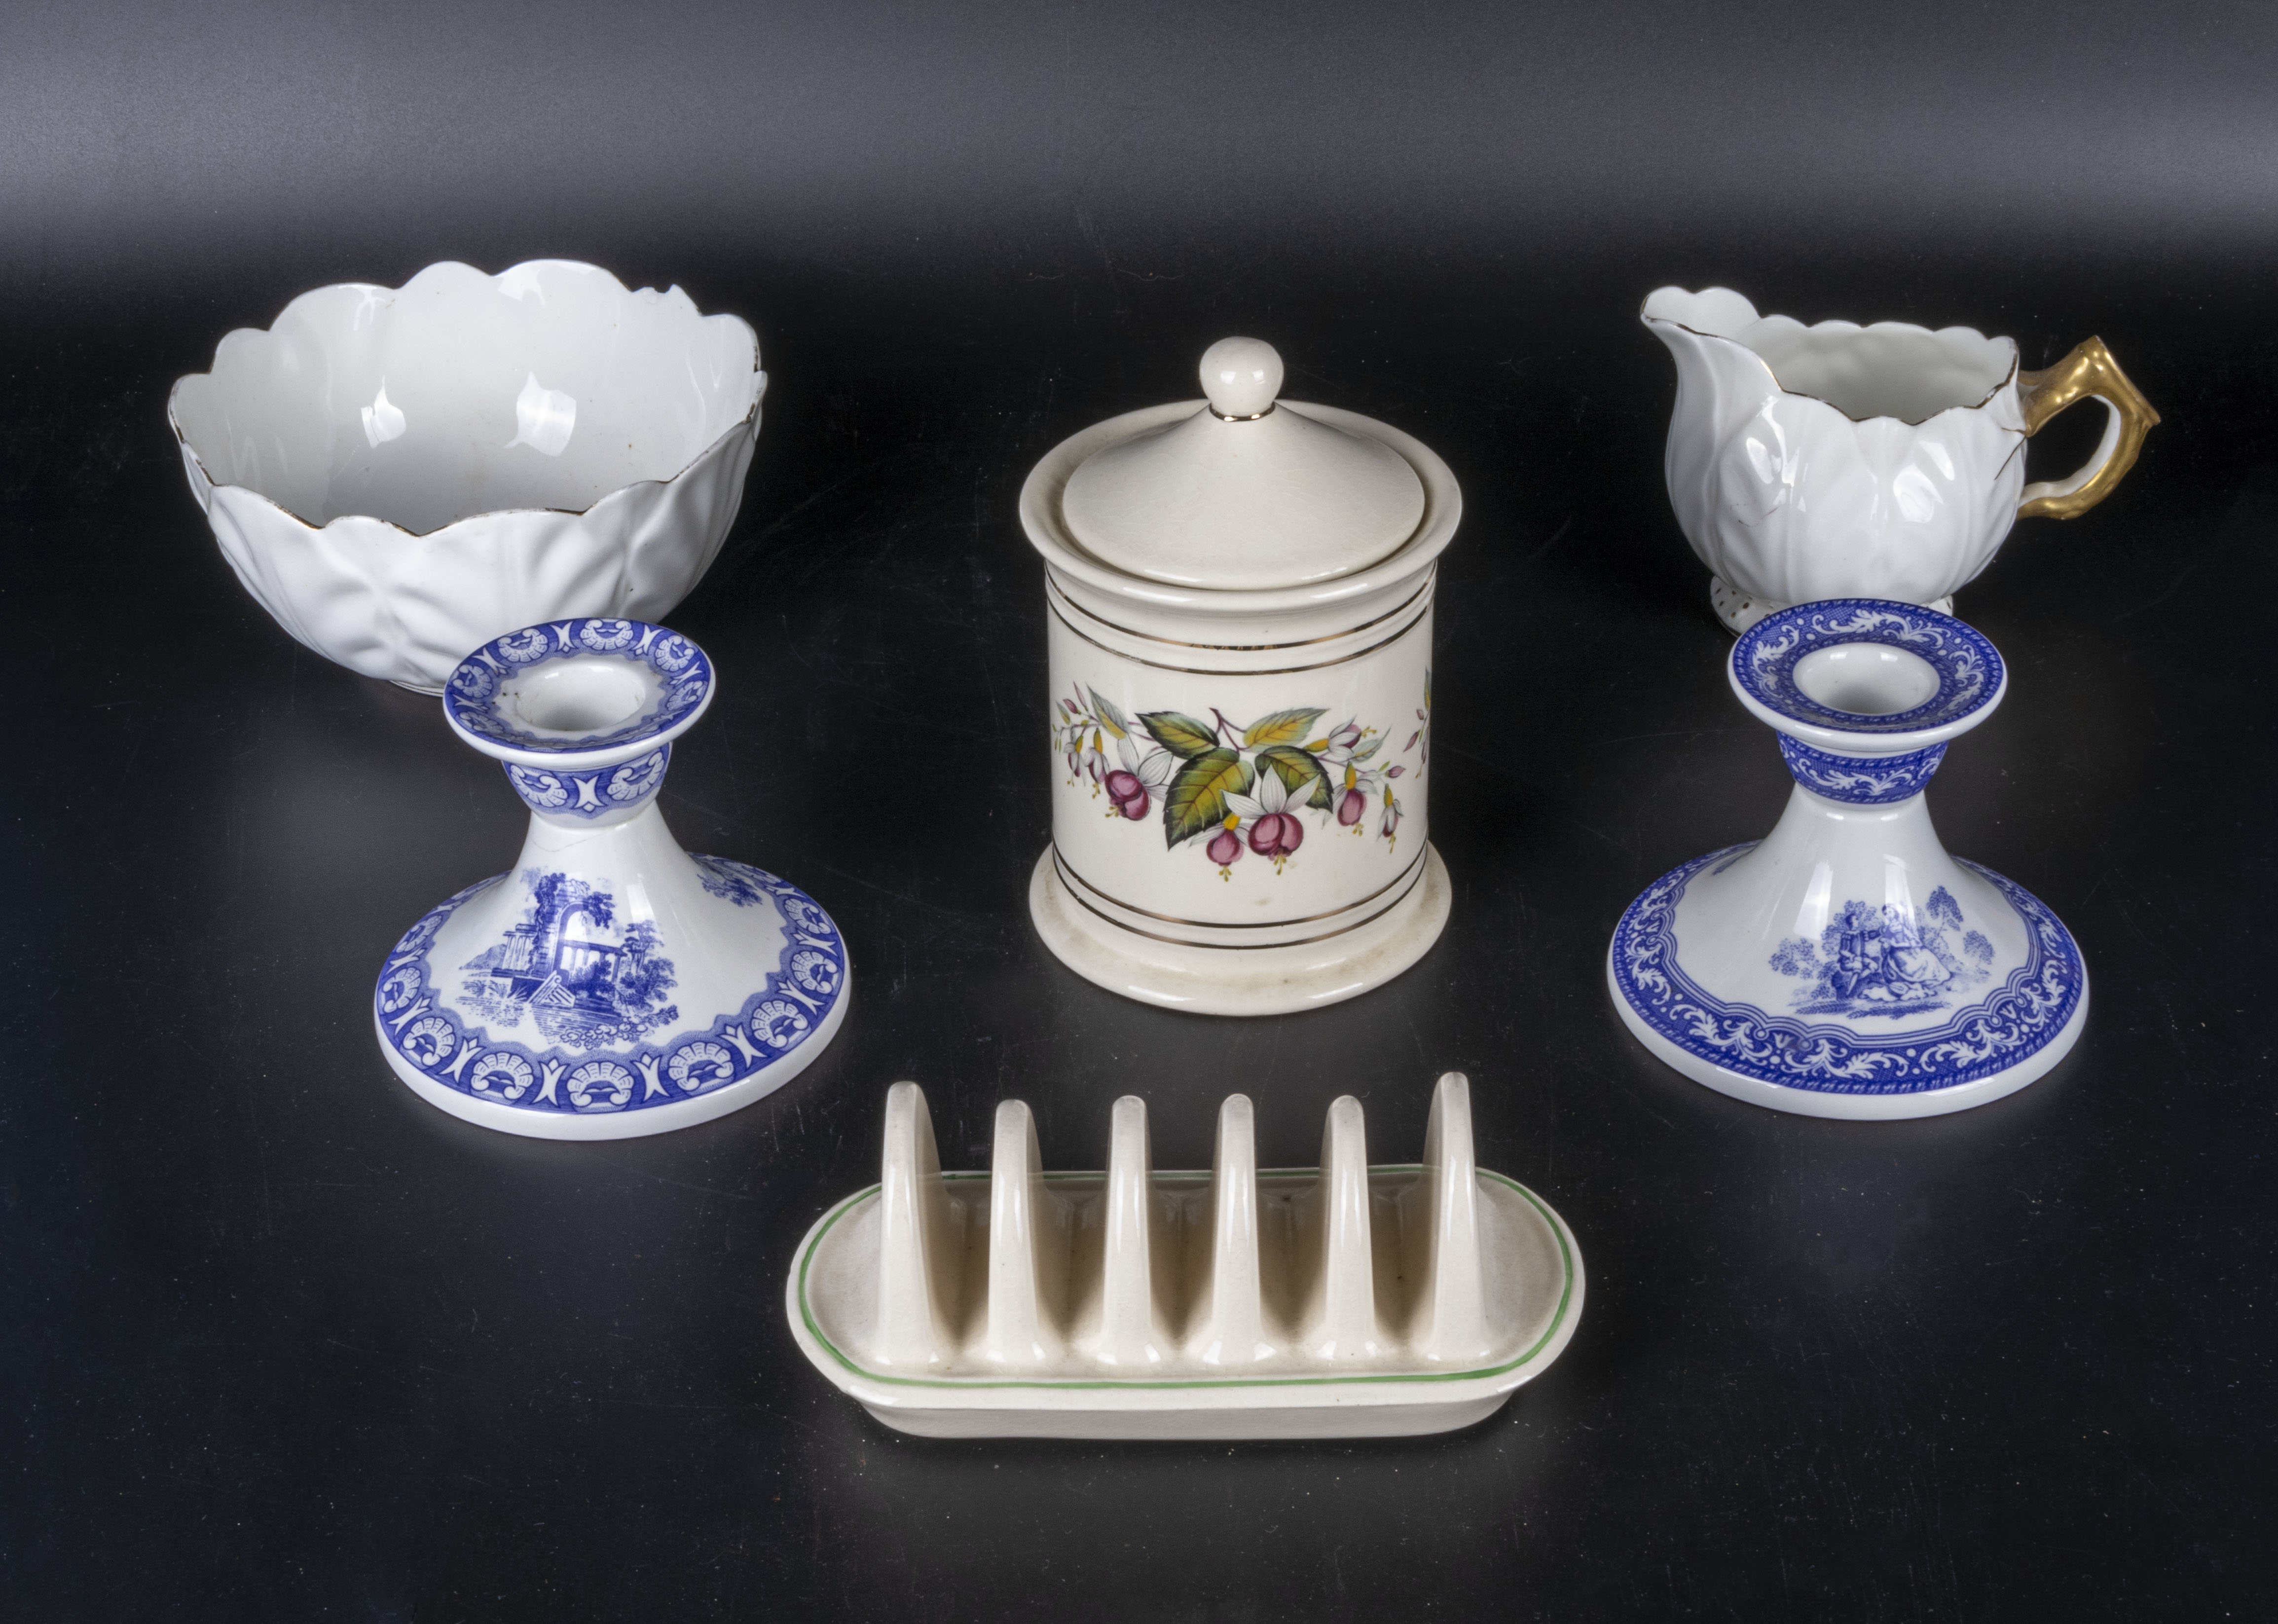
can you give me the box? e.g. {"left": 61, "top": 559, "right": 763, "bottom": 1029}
{"left": 1643, "top": 287, "right": 2125, "bottom": 629}
{"left": 788, "top": 1075, "right": 1585, "bottom": 1439}
{"left": 170, "top": 260, "right": 764, "bottom": 691}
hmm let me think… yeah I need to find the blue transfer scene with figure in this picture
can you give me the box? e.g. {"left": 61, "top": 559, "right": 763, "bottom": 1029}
{"left": 459, "top": 871, "right": 680, "bottom": 1046}
{"left": 1768, "top": 885, "right": 1997, "bottom": 1018}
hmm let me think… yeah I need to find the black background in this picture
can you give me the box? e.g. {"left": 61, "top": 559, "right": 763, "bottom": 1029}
{"left": 4, "top": 2, "right": 2275, "bottom": 1618}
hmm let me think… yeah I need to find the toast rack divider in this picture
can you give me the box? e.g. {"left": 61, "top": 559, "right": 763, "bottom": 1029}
{"left": 983, "top": 1098, "right": 1063, "bottom": 1367}
{"left": 1097, "top": 1095, "right": 1173, "bottom": 1365}
{"left": 871, "top": 1079, "right": 954, "bottom": 1369}
{"left": 1414, "top": 1074, "right": 1491, "bottom": 1361}
{"left": 1306, "top": 1095, "right": 1382, "bottom": 1360}
{"left": 1198, "top": 1094, "right": 1266, "bottom": 1364}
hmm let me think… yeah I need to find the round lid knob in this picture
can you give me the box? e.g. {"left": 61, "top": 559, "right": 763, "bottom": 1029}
{"left": 1059, "top": 338, "right": 1427, "bottom": 590}
{"left": 1200, "top": 336, "right": 1284, "bottom": 419}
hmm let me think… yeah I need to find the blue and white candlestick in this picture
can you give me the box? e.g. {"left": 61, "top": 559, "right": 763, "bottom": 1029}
{"left": 374, "top": 618, "right": 849, "bottom": 1140}
{"left": 1608, "top": 599, "right": 2086, "bottom": 1120}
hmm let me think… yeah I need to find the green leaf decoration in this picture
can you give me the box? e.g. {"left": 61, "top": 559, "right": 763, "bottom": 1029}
{"left": 1140, "top": 711, "right": 1220, "bottom": 759}
{"left": 1255, "top": 744, "right": 1331, "bottom": 811}
{"left": 1163, "top": 748, "right": 1252, "bottom": 847}
{"left": 1243, "top": 707, "right": 1327, "bottom": 748}
{"left": 1351, "top": 732, "right": 1386, "bottom": 762}
{"left": 1088, "top": 688, "right": 1133, "bottom": 740}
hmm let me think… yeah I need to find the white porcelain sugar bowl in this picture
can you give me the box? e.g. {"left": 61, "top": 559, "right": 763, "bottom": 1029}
{"left": 169, "top": 261, "right": 765, "bottom": 692}
{"left": 1022, "top": 338, "right": 1459, "bottom": 1016}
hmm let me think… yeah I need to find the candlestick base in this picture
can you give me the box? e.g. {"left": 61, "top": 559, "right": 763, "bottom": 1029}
{"left": 374, "top": 619, "right": 849, "bottom": 1140}
{"left": 1611, "top": 600, "right": 2087, "bottom": 1118}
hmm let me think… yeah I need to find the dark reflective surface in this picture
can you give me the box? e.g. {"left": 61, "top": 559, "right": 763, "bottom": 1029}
{"left": 4, "top": 252, "right": 2274, "bottom": 1618}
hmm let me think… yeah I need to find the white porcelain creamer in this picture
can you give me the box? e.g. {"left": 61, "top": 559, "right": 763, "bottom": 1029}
{"left": 1643, "top": 287, "right": 2158, "bottom": 631}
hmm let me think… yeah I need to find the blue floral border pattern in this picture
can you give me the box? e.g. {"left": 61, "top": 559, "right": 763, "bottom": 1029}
{"left": 1611, "top": 844, "right": 2084, "bottom": 1095}
{"left": 445, "top": 619, "right": 711, "bottom": 754}
{"left": 374, "top": 857, "right": 844, "bottom": 1116}
{"left": 503, "top": 745, "right": 671, "bottom": 817}
{"left": 1733, "top": 600, "right": 2002, "bottom": 736}
{"left": 1776, "top": 735, "right": 1948, "bottom": 804}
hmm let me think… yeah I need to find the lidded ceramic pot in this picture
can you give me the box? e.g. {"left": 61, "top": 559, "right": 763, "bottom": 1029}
{"left": 1023, "top": 338, "right": 1459, "bottom": 1015}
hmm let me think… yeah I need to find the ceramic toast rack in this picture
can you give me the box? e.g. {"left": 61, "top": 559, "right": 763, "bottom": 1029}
{"left": 787, "top": 1074, "right": 1584, "bottom": 1439}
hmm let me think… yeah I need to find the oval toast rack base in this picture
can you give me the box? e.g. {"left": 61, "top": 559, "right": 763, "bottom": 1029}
{"left": 787, "top": 1072, "right": 1585, "bottom": 1440}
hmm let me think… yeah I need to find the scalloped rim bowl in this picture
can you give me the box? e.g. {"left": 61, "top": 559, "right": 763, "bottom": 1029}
{"left": 168, "top": 260, "right": 766, "bottom": 692}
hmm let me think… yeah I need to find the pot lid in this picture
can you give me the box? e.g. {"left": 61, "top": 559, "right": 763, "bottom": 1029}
{"left": 1060, "top": 337, "right": 1427, "bottom": 589}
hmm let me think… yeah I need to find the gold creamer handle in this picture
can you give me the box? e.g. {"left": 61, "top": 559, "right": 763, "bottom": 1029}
{"left": 2016, "top": 337, "right": 2161, "bottom": 520}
